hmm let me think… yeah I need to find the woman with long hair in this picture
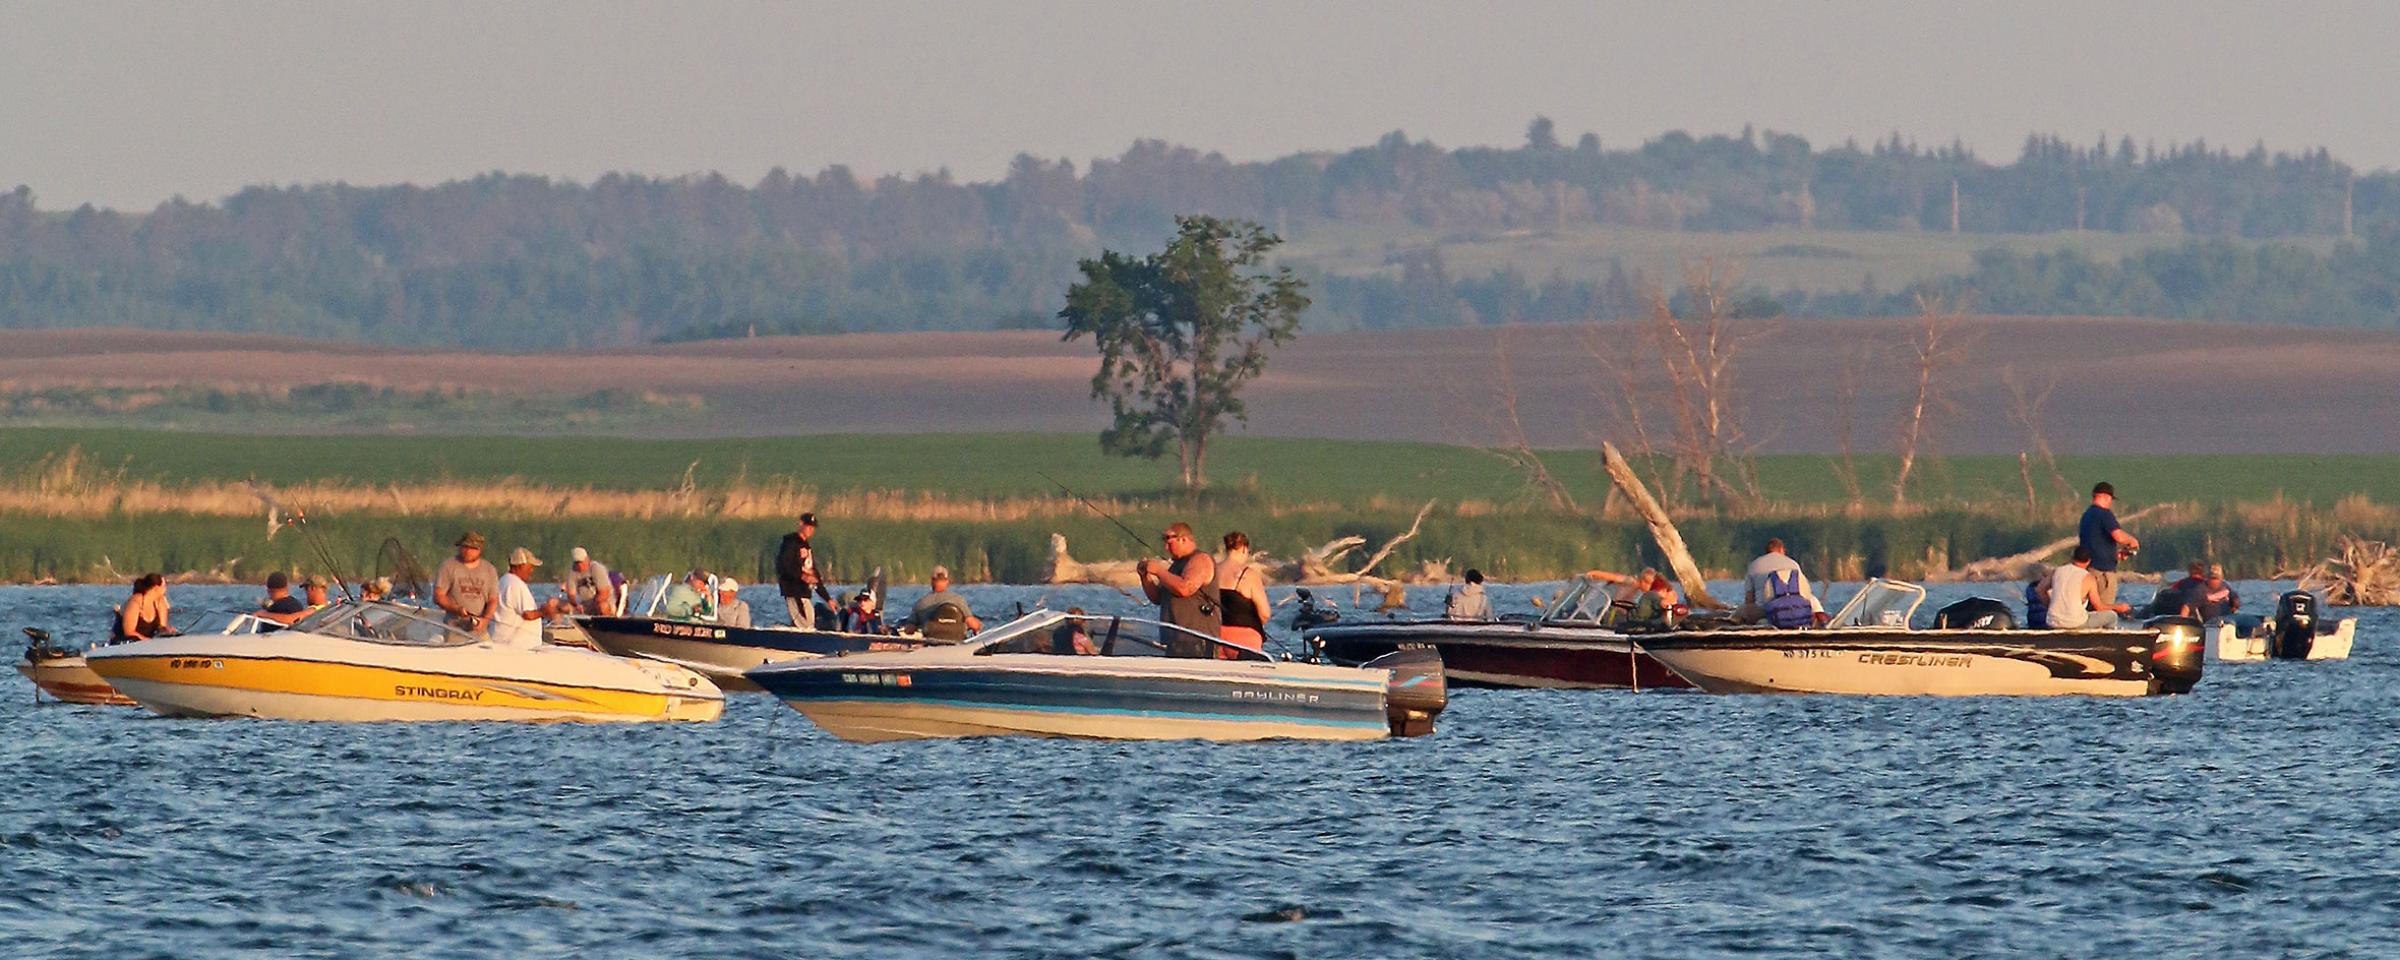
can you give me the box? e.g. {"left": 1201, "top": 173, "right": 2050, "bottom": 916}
{"left": 1214, "top": 531, "right": 1271, "bottom": 659}
{"left": 112, "top": 572, "right": 173, "bottom": 643}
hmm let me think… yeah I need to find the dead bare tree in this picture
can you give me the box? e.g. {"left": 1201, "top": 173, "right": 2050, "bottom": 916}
{"left": 1481, "top": 327, "right": 1580, "bottom": 512}
{"left": 2002, "top": 365, "right": 2074, "bottom": 502}
{"left": 1642, "top": 260, "right": 1768, "bottom": 508}
{"left": 1829, "top": 344, "right": 1871, "bottom": 511}
{"left": 1892, "top": 294, "right": 1968, "bottom": 508}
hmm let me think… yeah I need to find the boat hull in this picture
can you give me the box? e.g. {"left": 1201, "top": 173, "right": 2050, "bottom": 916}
{"left": 2213, "top": 618, "right": 2356, "bottom": 661}
{"left": 1635, "top": 628, "right": 2182, "bottom": 697}
{"left": 1307, "top": 621, "right": 1690, "bottom": 690}
{"left": 16, "top": 657, "right": 137, "bottom": 706}
{"left": 577, "top": 616, "right": 928, "bottom": 692}
{"left": 752, "top": 660, "right": 1398, "bottom": 743}
{"left": 85, "top": 635, "right": 724, "bottom": 722}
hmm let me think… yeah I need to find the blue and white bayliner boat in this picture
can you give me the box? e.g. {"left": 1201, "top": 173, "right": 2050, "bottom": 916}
{"left": 747, "top": 609, "right": 1446, "bottom": 743}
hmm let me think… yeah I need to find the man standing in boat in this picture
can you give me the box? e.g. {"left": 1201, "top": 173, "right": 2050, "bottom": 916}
{"left": 435, "top": 531, "right": 500, "bottom": 634}
{"left": 493, "top": 547, "right": 562, "bottom": 648}
{"left": 1739, "top": 538, "right": 1827, "bottom": 628}
{"left": 2078, "top": 482, "right": 2141, "bottom": 608}
{"left": 776, "top": 513, "right": 827, "bottom": 629}
{"left": 1140, "top": 522, "right": 1221, "bottom": 649}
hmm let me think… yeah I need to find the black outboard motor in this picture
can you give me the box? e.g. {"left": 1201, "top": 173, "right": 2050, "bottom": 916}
{"left": 2145, "top": 615, "right": 2205, "bottom": 694}
{"left": 1290, "top": 589, "right": 1340, "bottom": 631}
{"left": 21, "top": 627, "right": 72, "bottom": 663}
{"left": 2270, "top": 590, "right": 2321, "bottom": 660}
{"left": 1932, "top": 597, "right": 2016, "bottom": 630}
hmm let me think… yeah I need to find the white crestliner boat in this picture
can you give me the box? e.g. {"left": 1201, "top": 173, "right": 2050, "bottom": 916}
{"left": 1631, "top": 579, "right": 2206, "bottom": 697}
{"left": 2213, "top": 589, "right": 2357, "bottom": 662}
{"left": 747, "top": 609, "right": 1447, "bottom": 743}
{"left": 85, "top": 601, "right": 725, "bottom": 722}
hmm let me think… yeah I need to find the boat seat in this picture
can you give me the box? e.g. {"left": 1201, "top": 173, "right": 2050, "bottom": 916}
{"left": 918, "top": 602, "right": 970, "bottom": 642}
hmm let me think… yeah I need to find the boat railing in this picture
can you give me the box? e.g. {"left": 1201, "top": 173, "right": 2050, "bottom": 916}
{"left": 1826, "top": 578, "right": 1928, "bottom": 630}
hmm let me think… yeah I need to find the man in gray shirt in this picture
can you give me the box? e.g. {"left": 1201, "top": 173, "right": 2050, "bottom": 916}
{"left": 1444, "top": 569, "right": 1495, "bottom": 620}
{"left": 1740, "top": 538, "right": 1825, "bottom": 627}
{"left": 907, "top": 566, "right": 981, "bottom": 641}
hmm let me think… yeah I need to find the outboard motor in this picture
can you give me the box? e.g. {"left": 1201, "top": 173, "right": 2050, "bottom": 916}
{"left": 1932, "top": 597, "right": 2016, "bottom": 630}
{"left": 1290, "top": 589, "right": 1340, "bottom": 631}
{"left": 21, "top": 627, "right": 72, "bottom": 663}
{"left": 1362, "top": 648, "right": 1446, "bottom": 737}
{"left": 2270, "top": 590, "right": 2321, "bottom": 660}
{"left": 2145, "top": 615, "right": 2205, "bottom": 694}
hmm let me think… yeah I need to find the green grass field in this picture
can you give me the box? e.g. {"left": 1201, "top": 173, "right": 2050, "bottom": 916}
{"left": 1278, "top": 220, "right": 2338, "bottom": 295}
{"left": 5, "top": 427, "right": 2394, "bottom": 509}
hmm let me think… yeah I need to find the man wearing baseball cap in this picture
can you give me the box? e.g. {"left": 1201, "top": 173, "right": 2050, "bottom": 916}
{"left": 436, "top": 530, "right": 500, "bottom": 633}
{"left": 714, "top": 578, "right": 752, "bottom": 629}
{"left": 775, "top": 512, "right": 828, "bottom": 629}
{"left": 493, "top": 547, "right": 562, "bottom": 648}
{"left": 560, "top": 546, "right": 615, "bottom": 616}
{"left": 2077, "top": 483, "right": 2142, "bottom": 608}
{"left": 258, "top": 570, "right": 310, "bottom": 628}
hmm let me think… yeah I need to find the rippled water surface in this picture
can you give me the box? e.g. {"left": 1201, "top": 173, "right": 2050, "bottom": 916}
{"left": 4, "top": 581, "right": 2396, "bottom": 959}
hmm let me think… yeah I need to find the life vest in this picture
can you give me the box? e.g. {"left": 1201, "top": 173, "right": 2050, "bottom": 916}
{"left": 1764, "top": 570, "right": 1814, "bottom": 628}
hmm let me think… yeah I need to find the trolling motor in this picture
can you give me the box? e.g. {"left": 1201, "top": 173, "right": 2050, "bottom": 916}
{"left": 2145, "top": 615, "right": 2205, "bottom": 694}
{"left": 21, "top": 627, "right": 73, "bottom": 663}
{"left": 1289, "top": 589, "right": 1340, "bottom": 631}
{"left": 2269, "top": 590, "right": 2321, "bottom": 660}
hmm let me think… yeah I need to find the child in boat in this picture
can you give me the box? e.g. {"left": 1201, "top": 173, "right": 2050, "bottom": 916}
{"left": 841, "top": 589, "right": 885, "bottom": 634}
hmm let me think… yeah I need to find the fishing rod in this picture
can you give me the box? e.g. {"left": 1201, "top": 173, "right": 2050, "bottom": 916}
{"left": 1036, "top": 471, "right": 1152, "bottom": 554}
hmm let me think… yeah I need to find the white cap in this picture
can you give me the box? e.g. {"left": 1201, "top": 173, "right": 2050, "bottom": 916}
{"left": 570, "top": 546, "right": 590, "bottom": 562}
{"left": 718, "top": 579, "right": 740, "bottom": 593}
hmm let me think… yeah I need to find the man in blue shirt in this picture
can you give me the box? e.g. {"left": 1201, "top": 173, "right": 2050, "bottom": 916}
{"left": 2077, "top": 482, "right": 2142, "bottom": 608}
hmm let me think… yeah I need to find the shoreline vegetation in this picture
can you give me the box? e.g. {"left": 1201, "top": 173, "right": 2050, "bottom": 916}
{"left": 1, "top": 429, "right": 2391, "bottom": 587}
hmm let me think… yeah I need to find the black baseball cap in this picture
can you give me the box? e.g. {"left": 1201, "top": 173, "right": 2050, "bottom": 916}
{"left": 2092, "top": 482, "right": 2114, "bottom": 497}
{"left": 799, "top": 512, "right": 817, "bottom": 526}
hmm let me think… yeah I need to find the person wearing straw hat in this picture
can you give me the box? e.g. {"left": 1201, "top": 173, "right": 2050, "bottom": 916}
{"left": 714, "top": 578, "right": 752, "bottom": 629}
{"left": 435, "top": 530, "right": 500, "bottom": 633}
{"left": 493, "top": 547, "right": 562, "bottom": 648}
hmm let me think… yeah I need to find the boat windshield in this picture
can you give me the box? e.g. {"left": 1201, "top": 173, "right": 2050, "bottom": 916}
{"left": 973, "top": 611, "right": 1271, "bottom": 662}
{"left": 292, "top": 601, "right": 483, "bottom": 647}
{"left": 1827, "top": 579, "right": 1928, "bottom": 629}
{"left": 1544, "top": 577, "right": 1618, "bottom": 624}
{"left": 632, "top": 575, "right": 672, "bottom": 616}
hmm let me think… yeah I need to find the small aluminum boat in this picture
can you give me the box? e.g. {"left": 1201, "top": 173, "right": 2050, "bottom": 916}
{"left": 748, "top": 609, "right": 1445, "bottom": 743}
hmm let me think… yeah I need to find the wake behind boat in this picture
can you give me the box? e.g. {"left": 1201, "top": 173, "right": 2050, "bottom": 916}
{"left": 1633, "top": 580, "right": 2206, "bottom": 697}
{"left": 748, "top": 609, "right": 1446, "bottom": 743}
{"left": 86, "top": 600, "right": 725, "bottom": 722}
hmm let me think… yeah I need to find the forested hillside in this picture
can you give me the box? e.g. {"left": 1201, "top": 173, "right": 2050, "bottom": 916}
{"left": 3, "top": 123, "right": 2397, "bottom": 347}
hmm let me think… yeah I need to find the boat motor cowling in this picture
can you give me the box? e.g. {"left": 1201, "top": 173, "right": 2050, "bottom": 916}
{"left": 1932, "top": 597, "right": 2016, "bottom": 630}
{"left": 1363, "top": 648, "right": 1446, "bottom": 737}
{"left": 2271, "top": 590, "right": 2321, "bottom": 660}
{"left": 2144, "top": 615, "right": 2205, "bottom": 694}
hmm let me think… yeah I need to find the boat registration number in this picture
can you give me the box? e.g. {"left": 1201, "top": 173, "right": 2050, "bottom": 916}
{"left": 841, "top": 673, "right": 913, "bottom": 687}
{"left": 651, "top": 623, "right": 727, "bottom": 640}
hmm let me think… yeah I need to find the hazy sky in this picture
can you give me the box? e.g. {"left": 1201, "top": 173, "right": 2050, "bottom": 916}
{"left": 6, "top": 1, "right": 2396, "bottom": 211}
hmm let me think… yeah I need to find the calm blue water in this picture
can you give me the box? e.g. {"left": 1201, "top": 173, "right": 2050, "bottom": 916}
{"left": 4, "top": 580, "right": 2395, "bottom": 959}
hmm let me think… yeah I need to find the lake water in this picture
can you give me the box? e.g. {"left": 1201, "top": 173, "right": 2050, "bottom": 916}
{"left": 4, "top": 580, "right": 2395, "bottom": 958}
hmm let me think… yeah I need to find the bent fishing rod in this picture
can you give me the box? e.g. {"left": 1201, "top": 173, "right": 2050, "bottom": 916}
{"left": 1036, "top": 471, "right": 1153, "bottom": 553}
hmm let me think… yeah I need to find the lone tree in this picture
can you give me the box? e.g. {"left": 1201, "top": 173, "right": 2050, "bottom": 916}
{"left": 1060, "top": 215, "right": 1308, "bottom": 488}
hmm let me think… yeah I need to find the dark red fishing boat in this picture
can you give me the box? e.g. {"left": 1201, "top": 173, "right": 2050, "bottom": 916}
{"left": 1301, "top": 578, "right": 1691, "bottom": 690}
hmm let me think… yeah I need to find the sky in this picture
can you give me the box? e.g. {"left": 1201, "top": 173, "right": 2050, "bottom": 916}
{"left": 5, "top": 0, "right": 2397, "bottom": 211}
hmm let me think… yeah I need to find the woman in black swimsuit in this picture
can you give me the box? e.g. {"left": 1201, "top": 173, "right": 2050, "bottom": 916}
{"left": 111, "top": 572, "right": 173, "bottom": 644}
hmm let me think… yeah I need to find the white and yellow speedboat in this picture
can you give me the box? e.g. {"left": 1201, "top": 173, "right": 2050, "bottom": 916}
{"left": 84, "top": 601, "right": 723, "bottom": 722}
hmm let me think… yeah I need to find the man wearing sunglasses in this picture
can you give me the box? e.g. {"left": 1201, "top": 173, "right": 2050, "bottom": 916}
{"left": 1138, "top": 522, "right": 1222, "bottom": 644}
